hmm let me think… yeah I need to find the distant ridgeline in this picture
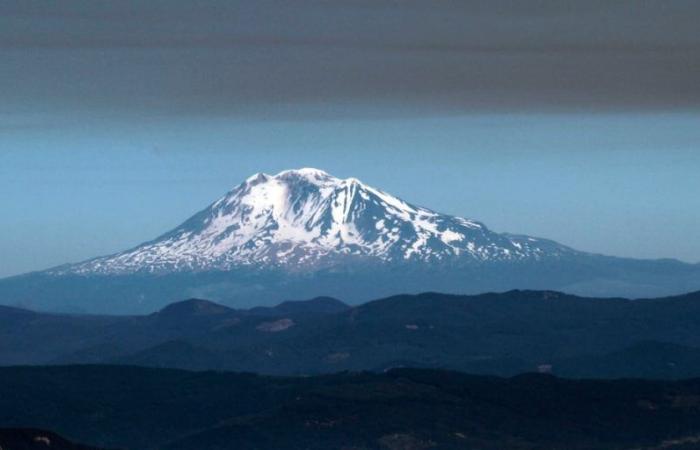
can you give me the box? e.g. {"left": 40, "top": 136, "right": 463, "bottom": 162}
{"left": 1, "top": 169, "right": 699, "bottom": 314}
{"left": 3, "top": 290, "right": 700, "bottom": 379}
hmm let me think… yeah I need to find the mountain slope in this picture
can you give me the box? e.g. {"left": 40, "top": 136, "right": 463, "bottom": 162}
{"left": 1, "top": 168, "right": 699, "bottom": 313}
{"left": 54, "top": 168, "right": 574, "bottom": 275}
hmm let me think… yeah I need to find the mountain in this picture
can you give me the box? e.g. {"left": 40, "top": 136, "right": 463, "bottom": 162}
{"left": 249, "top": 296, "right": 350, "bottom": 316}
{"left": 1, "top": 168, "right": 698, "bottom": 313}
{"left": 156, "top": 298, "right": 234, "bottom": 318}
{"left": 5, "top": 365, "right": 700, "bottom": 450}
{"left": 7, "top": 289, "right": 700, "bottom": 378}
{"left": 51, "top": 168, "right": 573, "bottom": 275}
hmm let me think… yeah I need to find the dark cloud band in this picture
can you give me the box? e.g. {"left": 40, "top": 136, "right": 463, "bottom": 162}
{"left": 2, "top": 0, "right": 699, "bottom": 118}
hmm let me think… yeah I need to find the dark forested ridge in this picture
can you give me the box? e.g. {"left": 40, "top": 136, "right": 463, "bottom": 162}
{"left": 0, "top": 428, "right": 107, "bottom": 450}
{"left": 5, "top": 291, "right": 700, "bottom": 449}
{"left": 3, "top": 365, "right": 700, "bottom": 450}
{"left": 3, "top": 290, "right": 700, "bottom": 378}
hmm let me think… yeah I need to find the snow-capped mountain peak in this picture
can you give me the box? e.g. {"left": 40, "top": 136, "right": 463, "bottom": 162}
{"left": 58, "top": 168, "right": 574, "bottom": 275}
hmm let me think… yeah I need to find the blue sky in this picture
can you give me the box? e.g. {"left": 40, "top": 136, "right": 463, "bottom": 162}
{"left": 2, "top": 111, "right": 699, "bottom": 277}
{"left": 2, "top": 1, "right": 700, "bottom": 277}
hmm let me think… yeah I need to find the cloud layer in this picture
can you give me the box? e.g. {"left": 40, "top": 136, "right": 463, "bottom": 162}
{"left": 2, "top": 0, "right": 699, "bottom": 118}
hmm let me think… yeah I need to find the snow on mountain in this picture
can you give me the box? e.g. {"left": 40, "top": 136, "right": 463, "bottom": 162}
{"left": 56, "top": 168, "right": 576, "bottom": 275}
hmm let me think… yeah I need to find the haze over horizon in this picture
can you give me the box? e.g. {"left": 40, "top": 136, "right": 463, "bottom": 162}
{"left": 1, "top": 0, "right": 699, "bottom": 277}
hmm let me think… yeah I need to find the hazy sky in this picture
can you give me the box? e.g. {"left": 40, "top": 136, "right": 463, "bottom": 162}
{"left": 1, "top": 1, "right": 700, "bottom": 277}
